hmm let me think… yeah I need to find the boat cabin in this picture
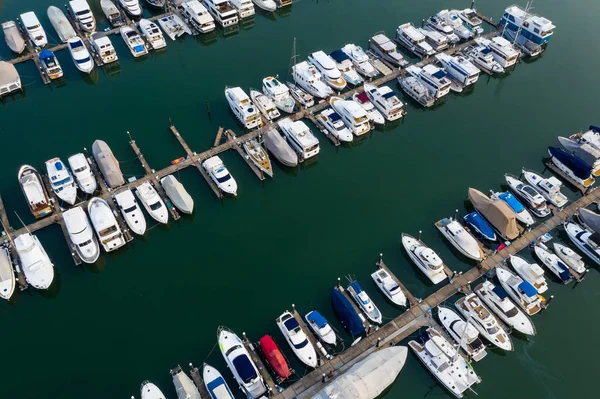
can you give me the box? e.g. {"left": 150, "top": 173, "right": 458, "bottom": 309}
{"left": 92, "top": 35, "right": 118, "bottom": 64}
{"left": 181, "top": 0, "right": 216, "bottom": 33}
{"left": 205, "top": 0, "right": 239, "bottom": 27}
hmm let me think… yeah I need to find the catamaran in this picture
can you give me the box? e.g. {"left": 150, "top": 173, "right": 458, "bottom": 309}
{"left": 46, "top": 157, "right": 78, "bottom": 205}
{"left": 114, "top": 189, "right": 147, "bottom": 235}
{"left": 276, "top": 311, "right": 318, "bottom": 367}
{"left": 495, "top": 266, "right": 543, "bottom": 318}
{"left": 157, "top": 14, "right": 192, "bottom": 40}
{"left": 401, "top": 233, "right": 448, "bottom": 284}
{"left": 63, "top": 207, "right": 100, "bottom": 264}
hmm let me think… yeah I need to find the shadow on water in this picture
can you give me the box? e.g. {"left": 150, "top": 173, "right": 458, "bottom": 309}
{"left": 240, "top": 17, "right": 255, "bottom": 31}
{"left": 196, "top": 31, "right": 218, "bottom": 47}
{"left": 300, "top": 155, "right": 319, "bottom": 170}
{"left": 275, "top": 5, "right": 293, "bottom": 19}
{"left": 83, "top": 256, "right": 106, "bottom": 274}
{"left": 82, "top": 69, "right": 100, "bottom": 85}
{"left": 217, "top": 25, "right": 240, "bottom": 40}
{"left": 102, "top": 61, "right": 122, "bottom": 77}
{"left": 151, "top": 48, "right": 169, "bottom": 60}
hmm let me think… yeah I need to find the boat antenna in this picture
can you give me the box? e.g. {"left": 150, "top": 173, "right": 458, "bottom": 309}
{"left": 288, "top": 37, "right": 298, "bottom": 80}
{"left": 13, "top": 211, "right": 31, "bottom": 234}
{"left": 511, "top": 0, "right": 534, "bottom": 47}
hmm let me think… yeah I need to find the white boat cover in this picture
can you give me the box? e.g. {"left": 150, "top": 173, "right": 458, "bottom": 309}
{"left": 2, "top": 22, "right": 26, "bottom": 53}
{"left": 468, "top": 188, "right": 519, "bottom": 240}
{"left": 0, "top": 61, "right": 21, "bottom": 95}
{"left": 264, "top": 128, "right": 298, "bottom": 167}
{"left": 172, "top": 369, "right": 201, "bottom": 399}
{"left": 578, "top": 208, "right": 600, "bottom": 234}
{"left": 0, "top": 248, "right": 14, "bottom": 294}
{"left": 47, "top": 6, "right": 76, "bottom": 42}
{"left": 310, "top": 347, "right": 408, "bottom": 399}
{"left": 161, "top": 175, "right": 194, "bottom": 214}
{"left": 92, "top": 140, "right": 125, "bottom": 188}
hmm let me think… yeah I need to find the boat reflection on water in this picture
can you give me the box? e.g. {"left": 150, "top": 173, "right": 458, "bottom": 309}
{"left": 102, "top": 61, "right": 122, "bottom": 77}
{"left": 275, "top": 3, "right": 292, "bottom": 18}
{"left": 240, "top": 15, "right": 255, "bottom": 31}
{"left": 219, "top": 24, "right": 240, "bottom": 39}
{"left": 81, "top": 68, "right": 100, "bottom": 84}
{"left": 196, "top": 30, "right": 217, "bottom": 46}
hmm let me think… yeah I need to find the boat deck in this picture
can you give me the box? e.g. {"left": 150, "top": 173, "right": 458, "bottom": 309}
{"left": 291, "top": 306, "right": 331, "bottom": 364}
{"left": 375, "top": 254, "right": 419, "bottom": 307}
{"left": 242, "top": 333, "right": 277, "bottom": 393}
{"left": 226, "top": 130, "right": 266, "bottom": 181}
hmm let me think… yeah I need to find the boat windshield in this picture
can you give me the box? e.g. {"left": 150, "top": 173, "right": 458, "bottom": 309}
{"left": 486, "top": 325, "right": 500, "bottom": 334}
{"left": 78, "top": 239, "right": 92, "bottom": 247}
{"left": 51, "top": 176, "right": 72, "bottom": 187}
{"left": 123, "top": 205, "right": 137, "bottom": 213}
{"left": 99, "top": 225, "right": 118, "bottom": 237}
{"left": 293, "top": 339, "right": 309, "bottom": 349}
{"left": 150, "top": 201, "right": 163, "bottom": 211}
{"left": 76, "top": 56, "right": 91, "bottom": 64}
{"left": 216, "top": 174, "right": 231, "bottom": 183}
{"left": 73, "top": 166, "right": 87, "bottom": 173}
{"left": 76, "top": 11, "right": 90, "bottom": 16}
{"left": 27, "top": 24, "right": 41, "bottom": 30}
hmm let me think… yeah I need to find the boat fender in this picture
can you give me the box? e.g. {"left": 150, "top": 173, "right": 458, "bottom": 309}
{"left": 316, "top": 341, "right": 332, "bottom": 359}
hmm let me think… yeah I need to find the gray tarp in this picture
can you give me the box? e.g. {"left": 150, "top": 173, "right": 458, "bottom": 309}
{"left": 468, "top": 188, "right": 519, "bottom": 240}
{"left": 92, "top": 140, "right": 125, "bottom": 188}
{"left": 558, "top": 136, "right": 600, "bottom": 166}
{"left": 161, "top": 175, "right": 194, "bottom": 214}
{"left": 578, "top": 208, "right": 600, "bottom": 234}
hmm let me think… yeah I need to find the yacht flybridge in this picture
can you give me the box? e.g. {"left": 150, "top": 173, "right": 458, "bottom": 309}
{"left": 401, "top": 233, "right": 447, "bottom": 284}
{"left": 352, "top": 92, "right": 384, "bottom": 125}
{"left": 340, "top": 43, "right": 378, "bottom": 78}
{"left": 315, "top": 107, "right": 353, "bottom": 143}
{"left": 425, "top": 14, "right": 460, "bottom": 43}
{"left": 329, "top": 96, "right": 370, "bottom": 136}
{"left": 495, "top": 266, "right": 543, "bottom": 318}
{"left": 277, "top": 118, "right": 320, "bottom": 160}
{"left": 437, "top": 306, "right": 487, "bottom": 362}
{"left": 462, "top": 44, "right": 504, "bottom": 75}
{"left": 398, "top": 76, "right": 435, "bottom": 108}
{"left": 262, "top": 76, "right": 295, "bottom": 114}
{"left": 435, "top": 216, "right": 483, "bottom": 261}
{"left": 115, "top": 189, "right": 147, "bottom": 235}
{"left": 18, "top": 165, "right": 52, "bottom": 219}
{"left": 435, "top": 53, "right": 480, "bottom": 87}
{"left": 522, "top": 168, "right": 568, "bottom": 208}
{"left": 457, "top": 8, "right": 484, "bottom": 35}
{"left": 46, "top": 157, "right": 77, "bottom": 205}
{"left": 364, "top": 83, "right": 406, "bottom": 121}
{"left": 371, "top": 268, "right": 407, "bottom": 307}
{"left": 475, "top": 37, "right": 519, "bottom": 69}
{"left": 225, "top": 86, "right": 261, "bottom": 129}
{"left": 230, "top": 0, "right": 255, "bottom": 19}
{"left": 508, "top": 255, "right": 548, "bottom": 294}
{"left": 91, "top": 34, "right": 118, "bottom": 64}
{"left": 69, "top": 0, "right": 96, "bottom": 33}
{"left": 395, "top": 23, "right": 435, "bottom": 58}
{"left": 181, "top": 0, "right": 216, "bottom": 33}
{"left": 418, "top": 27, "right": 449, "bottom": 52}
{"left": 292, "top": 61, "right": 333, "bottom": 98}
{"left": 329, "top": 49, "right": 363, "bottom": 86}
{"left": 250, "top": 89, "right": 280, "bottom": 121}
{"left": 15, "top": 233, "right": 54, "bottom": 290}
{"left": 203, "top": 156, "right": 238, "bottom": 196}
{"left": 368, "top": 33, "right": 408, "bottom": 67}
{"left": 405, "top": 64, "right": 451, "bottom": 99}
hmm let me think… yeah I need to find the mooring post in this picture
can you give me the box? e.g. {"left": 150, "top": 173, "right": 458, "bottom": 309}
{"left": 418, "top": 230, "right": 422, "bottom": 241}
{"left": 337, "top": 277, "right": 341, "bottom": 289}
{"left": 206, "top": 102, "right": 211, "bottom": 119}
{"left": 322, "top": 373, "right": 326, "bottom": 383}
{"left": 421, "top": 18, "right": 425, "bottom": 27}
{"left": 292, "top": 303, "right": 296, "bottom": 313}
{"left": 243, "top": 332, "right": 247, "bottom": 342}
{"left": 454, "top": 209, "right": 459, "bottom": 220}
{"left": 379, "top": 253, "right": 383, "bottom": 265}
{"left": 376, "top": 337, "right": 382, "bottom": 348}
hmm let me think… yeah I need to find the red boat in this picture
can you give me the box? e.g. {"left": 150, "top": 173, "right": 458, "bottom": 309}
{"left": 259, "top": 335, "right": 291, "bottom": 380}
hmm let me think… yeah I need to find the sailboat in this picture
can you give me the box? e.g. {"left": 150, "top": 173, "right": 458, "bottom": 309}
{"left": 243, "top": 139, "right": 273, "bottom": 177}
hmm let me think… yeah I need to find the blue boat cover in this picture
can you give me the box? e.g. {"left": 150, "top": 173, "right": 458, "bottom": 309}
{"left": 39, "top": 49, "right": 54, "bottom": 60}
{"left": 556, "top": 261, "right": 571, "bottom": 282}
{"left": 432, "top": 70, "right": 447, "bottom": 79}
{"left": 329, "top": 49, "right": 350, "bottom": 63}
{"left": 331, "top": 289, "right": 364, "bottom": 337}
{"left": 349, "top": 281, "right": 364, "bottom": 293}
{"left": 464, "top": 211, "right": 496, "bottom": 240}
{"left": 330, "top": 111, "right": 342, "bottom": 122}
{"left": 382, "top": 91, "right": 396, "bottom": 99}
{"left": 548, "top": 147, "right": 593, "bottom": 180}
{"left": 134, "top": 44, "right": 145, "bottom": 53}
{"left": 55, "top": 161, "right": 63, "bottom": 170}
{"left": 306, "top": 311, "right": 328, "bottom": 329}
{"left": 492, "top": 285, "right": 509, "bottom": 299}
{"left": 207, "top": 375, "right": 231, "bottom": 397}
{"left": 590, "top": 125, "right": 600, "bottom": 132}
{"left": 517, "top": 281, "right": 538, "bottom": 297}
{"left": 498, "top": 191, "right": 525, "bottom": 213}
{"left": 481, "top": 48, "right": 492, "bottom": 54}
{"left": 283, "top": 317, "right": 300, "bottom": 331}
{"left": 232, "top": 355, "right": 257, "bottom": 384}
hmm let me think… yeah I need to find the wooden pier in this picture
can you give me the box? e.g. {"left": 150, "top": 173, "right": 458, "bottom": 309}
{"left": 545, "top": 161, "right": 588, "bottom": 194}
{"left": 188, "top": 363, "right": 211, "bottom": 399}
{"left": 242, "top": 333, "right": 276, "bottom": 392}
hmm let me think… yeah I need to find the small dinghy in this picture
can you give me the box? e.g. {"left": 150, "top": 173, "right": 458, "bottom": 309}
{"left": 250, "top": 89, "right": 280, "bottom": 121}
{"left": 347, "top": 279, "right": 382, "bottom": 324}
{"left": 547, "top": 146, "right": 595, "bottom": 187}
{"left": 157, "top": 14, "right": 192, "bottom": 41}
{"left": 171, "top": 366, "right": 201, "bottom": 399}
{"left": 259, "top": 335, "right": 291, "bottom": 380}
{"left": 285, "top": 81, "right": 314, "bottom": 108}
{"left": 63, "top": 207, "right": 100, "bottom": 264}
{"left": 352, "top": 92, "right": 385, "bottom": 125}
{"left": 315, "top": 107, "right": 354, "bottom": 143}
{"left": 139, "top": 19, "right": 167, "bottom": 50}
{"left": 68, "top": 153, "right": 97, "bottom": 195}
{"left": 2, "top": 21, "right": 25, "bottom": 54}
{"left": 88, "top": 197, "right": 126, "bottom": 252}
{"left": 202, "top": 156, "right": 238, "bottom": 196}
{"left": 435, "top": 216, "right": 483, "bottom": 261}
{"left": 47, "top": 6, "right": 76, "bottom": 43}
{"left": 203, "top": 364, "right": 235, "bottom": 399}
{"left": 371, "top": 268, "right": 407, "bottom": 307}
{"left": 564, "top": 220, "right": 600, "bottom": 266}
{"left": 533, "top": 244, "right": 572, "bottom": 284}
{"left": 463, "top": 211, "right": 496, "bottom": 241}
{"left": 305, "top": 310, "right": 337, "bottom": 346}
{"left": 263, "top": 128, "right": 298, "bottom": 167}
{"left": 553, "top": 243, "right": 586, "bottom": 273}
{"left": 490, "top": 190, "right": 534, "bottom": 226}
{"left": 522, "top": 168, "right": 568, "bottom": 208}
{"left": 505, "top": 174, "right": 550, "bottom": 218}
{"left": 120, "top": 26, "right": 148, "bottom": 57}
{"left": 15, "top": 233, "right": 54, "bottom": 290}
{"left": 508, "top": 255, "right": 548, "bottom": 294}
{"left": 140, "top": 381, "right": 166, "bottom": 399}
{"left": 46, "top": 157, "right": 78, "bottom": 205}
{"left": 398, "top": 76, "right": 435, "bottom": 107}
{"left": 114, "top": 189, "right": 146, "bottom": 235}
{"left": 136, "top": 182, "right": 169, "bottom": 224}
{"left": 243, "top": 139, "right": 274, "bottom": 178}
{"left": 496, "top": 266, "right": 544, "bottom": 317}
{"left": 331, "top": 288, "right": 365, "bottom": 343}
{"left": 401, "top": 233, "right": 448, "bottom": 284}
{"left": 92, "top": 140, "right": 125, "bottom": 188}
{"left": 18, "top": 165, "right": 52, "bottom": 219}
{"left": 0, "top": 247, "right": 15, "bottom": 300}
{"left": 160, "top": 175, "right": 194, "bottom": 214}
{"left": 100, "top": 0, "right": 125, "bottom": 27}
{"left": 437, "top": 306, "right": 487, "bottom": 362}
{"left": 276, "top": 311, "right": 318, "bottom": 368}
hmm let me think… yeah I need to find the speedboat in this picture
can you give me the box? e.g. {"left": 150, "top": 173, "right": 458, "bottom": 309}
{"left": 435, "top": 53, "right": 480, "bottom": 87}
{"left": 398, "top": 76, "right": 435, "bottom": 108}
{"left": 305, "top": 310, "right": 337, "bottom": 346}
{"left": 490, "top": 191, "right": 534, "bottom": 226}
{"left": 120, "top": 26, "right": 148, "bottom": 57}
{"left": 136, "top": 182, "right": 169, "bottom": 224}
{"left": 258, "top": 335, "right": 291, "bottom": 380}
{"left": 68, "top": 36, "right": 94, "bottom": 74}
{"left": 277, "top": 118, "right": 320, "bottom": 161}
{"left": 0, "top": 247, "right": 15, "bottom": 300}
{"left": 405, "top": 64, "right": 451, "bottom": 99}
{"left": 100, "top": 0, "right": 125, "bottom": 27}
{"left": 547, "top": 146, "right": 595, "bottom": 187}
{"left": 499, "top": 4, "right": 555, "bottom": 46}
{"left": 262, "top": 76, "right": 295, "bottom": 113}
{"left": 533, "top": 244, "right": 572, "bottom": 284}
{"left": 69, "top": 0, "right": 96, "bottom": 33}
{"left": 564, "top": 221, "right": 600, "bottom": 266}
{"left": 401, "top": 233, "right": 447, "bottom": 284}
{"left": 508, "top": 255, "right": 548, "bottom": 294}
{"left": 18, "top": 165, "right": 53, "bottom": 219}
{"left": 315, "top": 107, "right": 353, "bottom": 143}
{"left": 558, "top": 135, "right": 600, "bottom": 177}
{"left": 46, "top": 157, "right": 78, "bottom": 205}
{"left": 568, "top": 127, "right": 600, "bottom": 151}
{"left": 395, "top": 22, "right": 435, "bottom": 58}
{"left": 522, "top": 168, "right": 568, "bottom": 207}
{"left": 68, "top": 153, "right": 97, "bottom": 194}
{"left": 181, "top": 0, "right": 216, "bottom": 33}
{"left": 91, "top": 33, "right": 118, "bottom": 64}
{"left": 475, "top": 280, "right": 536, "bottom": 335}
{"left": 250, "top": 89, "right": 280, "bottom": 121}
{"left": 425, "top": 14, "right": 460, "bottom": 43}
{"left": 418, "top": 27, "right": 449, "bottom": 52}
{"left": 63, "top": 207, "right": 100, "bottom": 264}
{"left": 20, "top": 11, "right": 48, "bottom": 47}
{"left": 495, "top": 266, "right": 543, "bottom": 318}
{"left": 88, "top": 197, "right": 126, "bottom": 252}
{"left": 119, "top": 0, "right": 143, "bottom": 18}
{"left": 456, "top": 8, "right": 484, "bottom": 35}
{"left": 157, "top": 14, "right": 192, "bottom": 40}
{"left": 203, "top": 364, "right": 235, "bottom": 399}
{"left": 371, "top": 268, "right": 407, "bottom": 307}
{"left": 202, "top": 156, "right": 238, "bottom": 196}
{"left": 252, "top": 0, "right": 276, "bottom": 12}
{"left": 437, "top": 306, "right": 487, "bottom": 362}
{"left": 139, "top": 19, "right": 167, "bottom": 50}
{"left": 340, "top": 43, "right": 378, "bottom": 78}
{"left": 436, "top": 9, "right": 473, "bottom": 40}
{"left": 462, "top": 44, "right": 504, "bottom": 75}
{"left": 263, "top": 128, "right": 298, "bottom": 167}
{"left": 347, "top": 280, "right": 382, "bottom": 324}
{"left": 291, "top": 61, "right": 333, "bottom": 99}
{"left": 330, "top": 97, "right": 370, "bottom": 136}
{"left": 225, "top": 86, "right": 261, "bottom": 129}
{"left": 92, "top": 140, "right": 125, "bottom": 188}
{"left": 2, "top": 21, "right": 26, "bottom": 54}
{"left": 463, "top": 211, "right": 496, "bottom": 241}
{"left": 170, "top": 366, "right": 201, "bottom": 399}
{"left": 14, "top": 233, "right": 54, "bottom": 290}
{"left": 434, "top": 216, "right": 483, "bottom": 261}
{"left": 230, "top": 0, "right": 255, "bottom": 19}
{"left": 276, "top": 311, "right": 318, "bottom": 368}
{"left": 331, "top": 288, "right": 365, "bottom": 342}
{"left": 475, "top": 37, "right": 519, "bottom": 69}
{"left": 468, "top": 188, "right": 519, "bottom": 241}
{"left": 39, "top": 49, "right": 63, "bottom": 80}
{"left": 352, "top": 92, "right": 384, "bottom": 125}
{"left": 114, "top": 189, "right": 146, "bottom": 235}
{"left": 243, "top": 139, "right": 274, "bottom": 177}
{"left": 455, "top": 293, "right": 513, "bottom": 351}
{"left": 329, "top": 50, "right": 363, "bottom": 86}
{"left": 217, "top": 327, "right": 267, "bottom": 399}
{"left": 308, "top": 51, "right": 347, "bottom": 91}
{"left": 364, "top": 83, "right": 406, "bottom": 121}
{"left": 409, "top": 327, "right": 482, "bottom": 398}
{"left": 161, "top": 175, "right": 194, "bottom": 214}
{"left": 285, "top": 81, "right": 314, "bottom": 108}
{"left": 553, "top": 243, "right": 586, "bottom": 274}
{"left": 368, "top": 33, "right": 408, "bottom": 67}
{"left": 140, "top": 381, "right": 166, "bottom": 399}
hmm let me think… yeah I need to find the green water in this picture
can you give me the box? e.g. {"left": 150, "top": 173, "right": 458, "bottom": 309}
{"left": 2, "top": 0, "right": 600, "bottom": 398}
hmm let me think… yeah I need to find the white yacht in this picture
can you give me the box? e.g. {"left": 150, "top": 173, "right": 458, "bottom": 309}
{"left": 435, "top": 53, "right": 480, "bottom": 87}
{"left": 401, "top": 233, "right": 447, "bottom": 284}
{"left": 15, "top": 233, "right": 54, "bottom": 290}
{"left": 368, "top": 33, "right": 408, "bottom": 67}
{"left": 437, "top": 307, "right": 487, "bottom": 362}
{"left": 46, "top": 157, "right": 78, "bottom": 205}
{"left": 475, "top": 280, "right": 536, "bottom": 335}
{"left": 276, "top": 311, "right": 318, "bottom": 367}
{"left": 161, "top": 175, "right": 194, "bottom": 214}
{"left": 508, "top": 255, "right": 548, "bottom": 294}
{"left": 308, "top": 51, "right": 347, "bottom": 91}
{"left": 505, "top": 174, "right": 550, "bottom": 218}
{"left": 425, "top": 14, "right": 460, "bottom": 43}
{"left": 119, "top": 0, "right": 143, "bottom": 18}
{"left": 347, "top": 280, "right": 382, "bottom": 324}
{"left": 171, "top": 366, "right": 201, "bottom": 399}
{"left": 364, "top": 83, "right": 406, "bottom": 121}
{"left": 136, "top": 182, "right": 169, "bottom": 224}
{"left": 0, "top": 247, "right": 15, "bottom": 300}
{"left": 203, "top": 364, "right": 235, "bottom": 399}
{"left": 553, "top": 243, "right": 586, "bottom": 274}
{"left": 39, "top": 49, "right": 63, "bottom": 80}
{"left": 409, "top": 327, "right": 482, "bottom": 398}
{"left": 329, "top": 50, "right": 363, "bottom": 86}
{"left": 315, "top": 107, "right": 353, "bottom": 143}
{"left": 330, "top": 97, "right": 370, "bottom": 136}
{"left": 462, "top": 44, "right": 504, "bottom": 75}
{"left": 252, "top": 0, "right": 276, "bottom": 12}
{"left": 455, "top": 294, "right": 513, "bottom": 351}
{"left": 395, "top": 23, "right": 435, "bottom": 58}
{"left": 88, "top": 197, "right": 126, "bottom": 252}
{"left": 305, "top": 310, "right": 337, "bottom": 346}
{"left": 352, "top": 92, "right": 385, "bottom": 125}
{"left": 405, "top": 64, "right": 451, "bottom": 99}
{"left": 435, "top": 9, "right": 473, "bottom": 40}
{"left": 204, "top": 0, "right": 239, "bottom": 27}
{"left": 435, "top": 216, "right": 482, "bottom": 261}
{"left": 217, "top": 327, "right": 267, "bottom": 399}
{"left": 91, "top": 33, "right": 118, "bottom": 64}
{"left": 277, "top": 118, "right": 320, "bottom": 160}
{"left": 564, "top": 221, "right": 600, "bottom": 266}
{"left": 225, "top": 86, "right": 261, "bottom": 129}
{"left": 67, "top": 36, "right": 94, "bottom": 74}
{"left": 398, "top": 76, "right": 435, "bottom": 108}
{"left": 69, "top": 0, "right": 96, "bottom": 32}
{"left": 63, "top": 207, "right": 100, "bottom": 264}
{"left": 534, "top": 244, "right": 573, "bottom": 284}
{"left": 340, "top": 43, "right": 378, "bottom": 78}
{"left": 371, "top": 268, "right": 406, "bottom": 307}
{"left": 202, "top": 156, "right": 238, "bottom": 196}
{"left": 18, "top": 165, "right": 53, "bottom": 219}
{"left": 181, "top": 0, "right": 216, "bottom": 33}
{"left": 500, "top": 4, "right": 555, "bottom": 46}
{"left": 495, "top": 266, "right": 544, "bottom": 317}
{"left": 457, "top": 8, "right": 484, "bottom": 35}
{"left": 20, "top": 12, "right": 48, "bottom": 47}
{"left": 475, "top": 36, "right": 519, "bottom": 69}
{"left": 140, "top": 381, "right": 166, "bottom": 399}
{"left": 114, "top": 189, "right": 146, "bottom": 235}
{"left": 262, "top": 76, "right": 295, "bottom": 114}
{"left": 139, "top": 19, "right": 167, "bottom": 50}
{"left": 522, "top": 169, "right": 568, "bottom": 208}
{"left": 158, "top": 14, "right": 192, "bottom": 40}
{"left": 230, "top": 0, "right": 255, "bottom": 18}
{"left": 250, "top": 89, "right": 280, "bottom": 121}
{"left": 67, "top": 153, "right": 97, "bottom": 195}
{"left": 120, "top": 26, "right": 148, "bottom": 57}
{"left": 47, "top": 6, "right": 76, "bottom": 43}
{"left": 418, "top": 27, "right": 449, "bottom": 52}
{"left": 100, "top": 0, "right": 125, "bottom": 27}
{"left": 286, "top": 82, "right": 314, "bottom": 108}
{"left": 292, "top": 61, "right": 333, "bottom": 98}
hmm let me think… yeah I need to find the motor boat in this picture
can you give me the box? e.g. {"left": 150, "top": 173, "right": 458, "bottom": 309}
{"left": 204, "top": 0, "right": 239, "bottom": 28}
{"left": 229, "top": 0, "right": 255, "bottom": 19}
{"left": 170, "top": 366, "right": 201, "bottom": 399}
{"left": 136, "top": 182, "right": 169, "bottom": 224}
{"left": 508, "top": 255, "right": 548, "bottom": 294}
{"left": 15, "top": 233, "right": 54, "bottom": 290}
{"left": 203, "top": 364, "right": 235, "bottom": 399}
{"left": 364, "top": 83, "right": 406, "bottom": 121}
{"left": 405, "top": 64, "right": 451, "bottom": 99}
{"left": 568, "top": 127, "right": 600, "bottom": 151}
{"left": 120, "top": 26, "right": 148, "bottom": 57}
{"left": 558, "top": 136, "right": 600, "bottom": 177}
{"left": 69, "top": 0, "right": 96, "bottom": 33}
{"left": 63, "top": 207, "right": 100, "bottom": 264}
{"left": 347, "top": 280, "right": 382, "bottom": 324}
{"left": 292, "top": 61, "right": 333, "bottom": 99}
{"left": 18, "top": 165, "right": 52, "bottom": 219}
{"left": 0, "top": 247, "right": 15, "bottom": 300}
{"left": 468, "top": 188, "right": 519, "bottom": 240}
{"left": 45, "top": 157, "right": 77, "bottom": 205}
{"left": 564, "top": 221, "right": 600, "bottom": 266}
{"left": 425, "top": 14, "right": 460, "bottom": 43}
{"left": 499, "top": 4, "right": 555, "bottom": 46}
{"left": 463, "top": 211, "right": 496, "bottom": 241}
{"left": 457, "top": 8, "right": 484, "bottom": 35}
{"left": 277, "top": 118, "right": 320, "bottom": 161}
{"left": 435, "top": 53, "right": 480, "bottom": 87}
{"left": 437, "top": 306, "right": 487, "bottom": 362}
{"left": 455, "top": 293, "right": 513, "bottom": 351}
{"left": 39, "top": 49, "right": 63, "bottom": 80}
{"left": 161, "top": 175, "right": 194, "bottom": 214}
{"left": 285, "top": 81, "right": 314, "bottom": 108}
{"left": 522, "top": 168, "right": 568, "bottom": 207}
{"left": 2, "top": 21, "right": 26, "bottom": 54}
{"left": 250, "top": 89, "right": 280, "bottom": 121}
{"left": 533, "top": 244, "right": 572, "bottom": 284}
{"left": 315, "top": 107, "right": 353, "bottom": 143}
{"left": 252, "top": 0, "right": 276, "bottom": 12}
{"left": 490, "top": 191, "right": 534, "bottom": 227}
{"left": 139, "top": 19, "right": 167, "bottom": 50}
{"left": 202, "top": 156, "right": 238, "bottom": 196}
{"left": 91, "top": 33, "right": 118, "bottom": 64}
{"left": 225, "top": 86, "right": 261, "bottom": 129}
{"left": 352, "top": 92, "right": 384, "bottom": 125}
{"left": 495, "top": 266, "right": 543, "bottom": 318}
{"left": 20, "top": 11, "right": 48, "bottom": 47}
{"left": 340, "top": 43, "right": 378, "bottom": 78}
{"left": 92, "top": 140, "right": 125, "bottom": 188}
{"left": 395, "top": 22, "right": 435, "bottom": 58}
{"left": 181, "top": 0, "right": 216, "bottom": 33}
{"left": 398, "top": 76, "right": 435, "bottom": 108}
{"left": 475, "top": 37, "right": 519, "bottom": 69}
{"left": 328, "top": 50, "right": 363, "bottom": 86}
{"left": 434, "top": 216, "right": 483, "bottom": 261}
{"left": 68, "top": 36, "right": 94, "bottom": 74}
{"left": 144, "top": 0, "right": 166, "bottom": 9}
{"left": 119, "top": 0, "right": 143, "bottom": 18}
{"left": 243, "top": 139, "right": 273, "bottom": 177}
{"left": 47, "top": 6, "right": 76, "bottom": 42}
{"left": 408, "top": 327, "right": 482, "bottom": 398}
{"left": 305, "top": 310, "right": 336, "bottom": 346}
{"left": 88, "top": 197, "right": 126, "bottom": 252}
{"left": 100, "top": 0, "right": 125, "bottom": 27}
{"left": 462, "top": 44, "right": 504, "bottom": 75}
{"left": 258, "top": 335, "right": 291, "bottom": 380}
{"left": 276, "top": 311, "right": 318, "bottom": 367}
{"left": 217, "top": 327, "right": 267, "bottom": 399}
{"left": 263, "top": 128, "right": 298, "bottom": 167}
{"left": 371, "top": 268, "right": 407, "bottom": 307}
{"left": 68, "top": 153, "right": 97, "bottom": 195}
{"left": 114, "top": 189, "right": 146, "bottom": 235}
{"left": 330, "top": 97, "right": 370, "bottom": 136}
{"left": 262, "top": 76, "right": 295, "bottom": 113}
{"left": 140, "top": 381, "right": 166, "bottom": 399}
{"left": 578, "top": 207, "right": 600, "bottom": 235}
{"left": 401, "top": 233, "right": 447, "bottom": 284}
{"left": 157, "top": 14, "right": 192, "bottom": 40}
{"left": 418, "top": 27, "right": 449, "bottom": 52}
{"left": 331, "top": 288, "right": 365, "bottom": 342}
{"left": 547, "top": 146, "right": 595, "bottom": 187}
{"left": 368, "top": 33, "right": 408, "bottom": 67}
{"left": 475, "top": 280, "right": 536, "bottom": 335}
{"left": 552, "top": 243, "right": 586, "bottom": 274}
{"left": 435, "top": 9, "right": 473, "bottom": 40}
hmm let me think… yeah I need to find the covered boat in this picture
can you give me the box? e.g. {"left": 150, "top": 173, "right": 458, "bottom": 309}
{"left": 47, "top": 6, "right": 76, "bottom": 42}
{"left": 558, "top": 136, "right": 600, "bottom": 176}
{"left": 170, "top": 366, "right": 201, "bottom": 399}
{"left": 468, "top": 188, "right": 519, "bottom": 240}
{"left": 0, "top": 61, "right": 22, "bottom": 97}
{"left": 92, "top": 140, "right": 125, "bottom": 188}
{"left": 578, "top": 207, "right": 600, "bottom": 234}
{"left": 548, "top": 146, "right": 594, "bottom": 187}
{"left": 259, "top": 335, "right": 291, "bottom": 380}
{"left": 0, "top": 247, "right": 15, "bottom": 300}
{"left": 331, "top": 288, "right": 364, "bottom": 341}
{"left": 463, "top": 211, "right": 497, "bottom": 241}
{"left": 263, "top": 128, "right": 298, "bottom": 167}
{"left": 2, "top": 21, "right": 26, "bottom": 54}
{"left": 160, "top": 175, "right": 194, "bottom": 214}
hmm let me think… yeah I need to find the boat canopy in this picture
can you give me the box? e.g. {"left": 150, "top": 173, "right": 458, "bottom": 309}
{"left": 232, "top": 355, "right": 257, "bottom": 383}
{"left": 349, "top": 280, "right": 364, "bottom": 293}
{"left": 331, "top": 289, "right": 364, "bottom": 337}
{"left": 468, "top": 188, "right": 519, "bottom": 240}
{"left": 578, "top": 208, "right": 600, "bottom": 234}
{"left": 492, "top": 285, "right": 509, "bottom": 299}
{"left": 498, "top": 191, "right": 525, "bottom": 213}
{"left": 518, "top": 281, "right": 537, "bottom": 297}
{"left": 432, "top": 69, "right": 447, "bottom": 79}
{"left": 548, "top": 146, "right": 592, "bottom": 180}
{"left": 283, "top": 317, "right": 300, "bottom": 331}
{"left": 306, "top": 311, "right": 328, "bottom": 329}
{"left": 464, "top": 211, "right": 495, "bottom": 239}
{"left": 39, "top": 49, "right": 55, "bottom": 60}
{"left": 329, "top": 49, "right": 350, "bottom": 63}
